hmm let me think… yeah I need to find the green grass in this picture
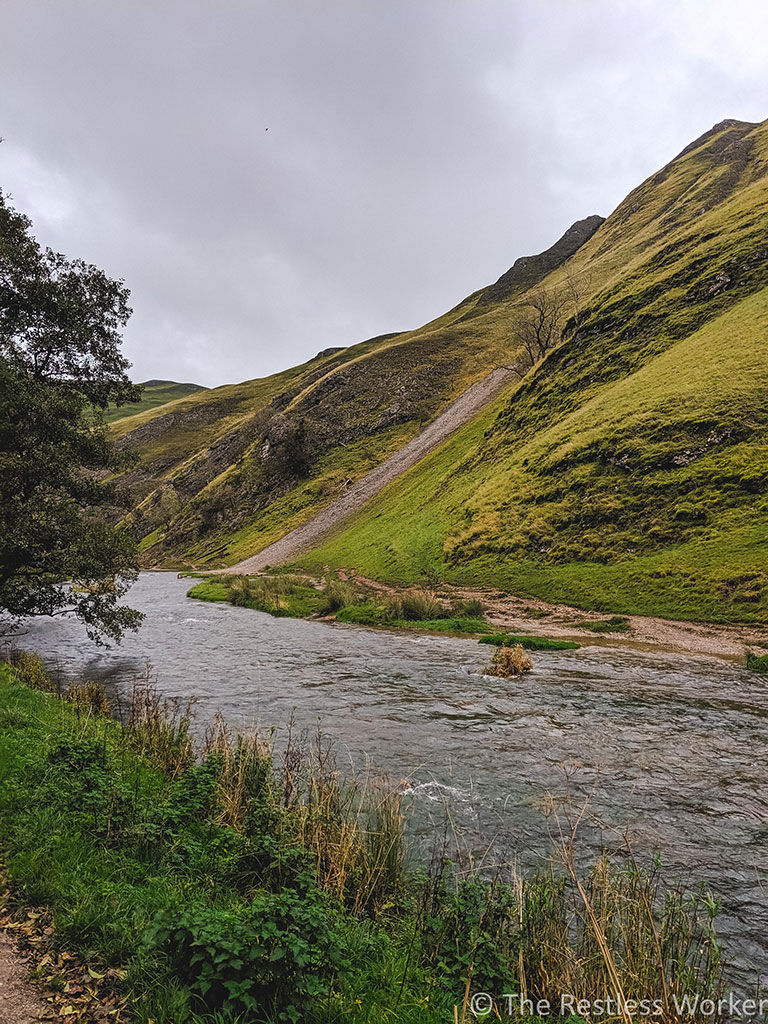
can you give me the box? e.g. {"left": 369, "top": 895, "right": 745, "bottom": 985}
{"left": 188, "top": 577, "right": 495, "bottom": 636}
{"left": 746, "top": 650, "right": 768, "bottom": 672}
{"left": 187, "top": 576, "right": 324, "bottom": 618}
{"left": 161, "top": 422, "right": 423, "bottom": 568}
{"left": 0, "top": 662, "right": 447, "bottom": 1023}
{"left": 478, "top": 634, "right": 581, "bottom": 651}
{"left": 335, "top": 604, "right": 492, "bottom": 635}
{"left": 103, "top": 380, "right": 207, "bottom": 423}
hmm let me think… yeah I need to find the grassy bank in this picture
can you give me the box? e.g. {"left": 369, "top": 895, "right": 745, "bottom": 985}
{"left": 187, "top": 574, "right": 503, "bottom": 639}
{"left": 0, "top": 656, "right": 736, "bottom": 1023}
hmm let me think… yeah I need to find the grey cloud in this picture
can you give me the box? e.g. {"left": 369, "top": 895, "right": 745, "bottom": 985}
{"left": 1, "top": 0, "right": 766, "bottom": 385}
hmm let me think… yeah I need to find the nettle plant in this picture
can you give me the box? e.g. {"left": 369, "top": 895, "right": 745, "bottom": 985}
{"left": 145, "top": 882, "right": 350, "bottom": 1022}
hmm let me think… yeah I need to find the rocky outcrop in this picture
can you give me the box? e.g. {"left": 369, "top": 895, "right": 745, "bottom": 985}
{"left": 476, "top": 214, "right": 605, "bottom": 306}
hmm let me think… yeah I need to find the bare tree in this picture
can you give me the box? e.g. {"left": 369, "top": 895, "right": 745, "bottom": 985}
{"left": 498, "top": 270, "right": 592, "bottom": 378}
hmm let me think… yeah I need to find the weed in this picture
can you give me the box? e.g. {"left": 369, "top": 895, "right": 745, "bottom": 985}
{"left": 397, "top": 590, "right": 447, "bottom": 621}
{"left": 146, "top": 886, "right": 348, "bottom": 1021}
{"left": 66, "top": 681, "right": 111, "bottom": 716}
{"left": 318, "top": 580, "right": 357, "bottom": 614}
{"left": 450, "top": 598, "right": 486, "bottom": 619}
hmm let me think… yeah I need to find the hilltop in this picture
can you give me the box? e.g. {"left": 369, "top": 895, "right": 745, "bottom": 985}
{"left": 119, "top": 117, "right": 768, "bottom": 622}
{"left": 104, "top": 379, "right": 208, "bottom": 423}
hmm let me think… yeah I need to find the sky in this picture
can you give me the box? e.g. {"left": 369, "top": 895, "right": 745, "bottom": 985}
{"left": 1, "top": 1, "right": 767, "bottom": 388}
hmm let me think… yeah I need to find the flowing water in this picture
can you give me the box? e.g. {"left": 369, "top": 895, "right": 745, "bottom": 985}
{"left": 12, "top": 573, "right": 768, "bottom": 987}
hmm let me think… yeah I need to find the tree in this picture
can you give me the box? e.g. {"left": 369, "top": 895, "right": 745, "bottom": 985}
{"left": 0, "top": 189, "right": 143, "bottom": 643}
{"left": 502, "top": 271, "right": 591, "bottom": 377}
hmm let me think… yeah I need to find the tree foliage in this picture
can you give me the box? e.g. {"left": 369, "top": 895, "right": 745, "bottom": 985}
{"left": 0, "top": 189, "right": 143, "bottom": 642}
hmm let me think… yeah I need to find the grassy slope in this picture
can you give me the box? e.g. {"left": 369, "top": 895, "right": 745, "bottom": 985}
{"left": 123, "top": 118, "right": 768, "bottom": 615}
{"left": 104, "top": 380, "right": 207, "bottom": 423}
{"left": 299, "top": 288, "right": 768, "bottom": 621}
{"left": 125, "top": 310, "right": 527, "bottom": 567}
{"left": 0, "top": 663, "right": 449, "bottom": 1023}
{"left": 296, "top": 121, "right": 768, "bottom": 623}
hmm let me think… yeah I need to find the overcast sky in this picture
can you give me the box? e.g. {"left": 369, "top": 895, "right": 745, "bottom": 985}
{"left": 1, "top": 1, "right": 767, "bottom": 387}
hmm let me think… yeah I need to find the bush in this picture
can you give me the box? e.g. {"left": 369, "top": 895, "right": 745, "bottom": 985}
{"left": 66, "top": 681, "right": 110, "bottom": 716}
{"left": 227, "top": 574, "right": 252, "bottom": 607}
{"left": 145, "top": 886, "right": 348, "bottom": 1021}
{"left": 485, "top": 645, "right": 533, "bottom": 678}
{"left": 422, "top": 878, "right": 519, "bottom": 996}
{"left": 450, "top": 597, "right": 486, "bottom": 619}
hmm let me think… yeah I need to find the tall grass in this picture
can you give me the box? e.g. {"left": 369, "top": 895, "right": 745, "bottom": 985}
{"left": 391, "top": 589, "right": 446, "bottom": 621}
{"left": 318, "top": 579, "right": 358, "bottom": 614}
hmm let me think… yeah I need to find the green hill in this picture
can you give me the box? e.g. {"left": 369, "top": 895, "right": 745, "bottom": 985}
{"left": 121, "top": 117, "right": 768, "bottom": 621}
{"left": 115, "top": 220, "right": 602, "bottom": 565}
{"left": 104, "top": 379, "right": 207, "bottom": 422}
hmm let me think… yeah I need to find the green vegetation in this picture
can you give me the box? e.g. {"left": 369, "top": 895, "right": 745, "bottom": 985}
{"left": 188, "top": 576, "right": 496, "bottom": 637}
{"left": 0, "top": 189, "right": 142, "bottom": 641}
{"left": 188, "top": 574, "right": 322, "bottom": 618}
{"left": 301, "top": 284, "right": 768, "bottom": 624}
{"left": 110, "top": 120, "right": 768, "bottom": 628}
{"left": 286, "top": 120, "right": 768, "bottom": 624}
{"left": 0, "top": 659, "right": 731, "bottom": 1022}
{"left": 336, "top": 604, "right": 492, "bottom": 635}
{"left": 117, "top": 119, "right": 768, "bottom": 634}
{"left": 479, "top": 634, "right": 580, "bottom": 651}
{"left": 746, "top": 650, "right": 768, "bottom": 672}
{"left": 103, "top": 380, "right": 207, "bottom": 423}
{"left": 574, "top": 616, "right": 631, "bottom": 634}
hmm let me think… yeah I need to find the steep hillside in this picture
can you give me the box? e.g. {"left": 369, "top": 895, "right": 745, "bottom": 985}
{"left": 117, "top": 219, "right": 603, "bottom": 567}
{"left": 121, "top": 116, "right": 768, "bottom": 622}
{"left": 295, "top": 118, "right": 768, "bottom": 623}
{"left": 104, "top": 379, "right": 207, "bottom": 423}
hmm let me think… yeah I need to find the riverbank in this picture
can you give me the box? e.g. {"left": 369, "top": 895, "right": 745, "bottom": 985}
{"left": 0, "top": 657, "right": 737, "bottom": 1023}
{"left": 187, "top": 569, "right": 768, "bottom": 664}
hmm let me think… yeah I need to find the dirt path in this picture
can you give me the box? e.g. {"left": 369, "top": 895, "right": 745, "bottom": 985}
{"left": 0, "top": 931, "right": 44, "bottom": 1022}
{"left": 344, "top": 572, "right": 768, "bottom": 662}
{"left": 225, "top": 367, "right": 514, "bottom": 574}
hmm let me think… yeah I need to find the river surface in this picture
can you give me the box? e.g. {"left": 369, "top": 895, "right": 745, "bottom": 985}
{"left": 13, "top": 572, "right": 768, "bottom": 987}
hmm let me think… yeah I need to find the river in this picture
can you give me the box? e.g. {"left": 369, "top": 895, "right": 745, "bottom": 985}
{"left": 13, "top": 572, "right": 768, "bottom": 987}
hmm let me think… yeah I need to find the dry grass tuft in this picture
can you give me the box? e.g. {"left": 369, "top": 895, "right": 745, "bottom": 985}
{"left": 485, "top": 644, "right": 533, "bottom": 678}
